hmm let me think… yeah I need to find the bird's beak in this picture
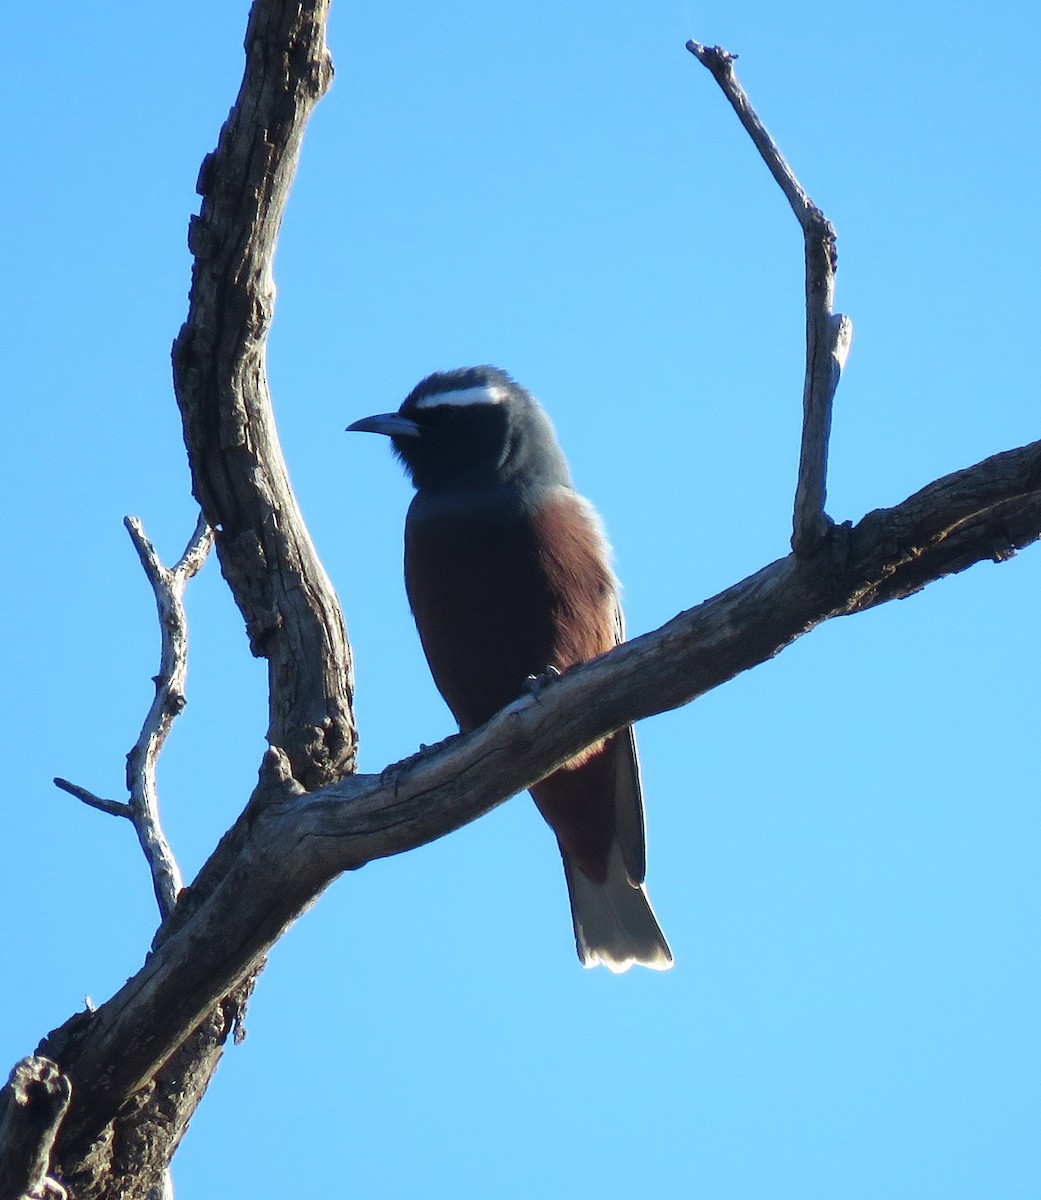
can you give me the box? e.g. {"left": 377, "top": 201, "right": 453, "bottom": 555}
{"left": 346, "top": 413, "right": 422, "bottom": 439}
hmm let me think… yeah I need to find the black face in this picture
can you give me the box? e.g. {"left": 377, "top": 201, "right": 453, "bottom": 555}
{"left": 391, "top": 399, "right": 512, "bottom": 492}
{"left": 348, "top": 366, "right": 573, "bottom": 496}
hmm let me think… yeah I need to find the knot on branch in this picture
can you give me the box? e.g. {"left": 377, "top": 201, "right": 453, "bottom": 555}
{"left": 0, "top": 1056, "right": 72, "bottom": 1200}
{"left": 250, "top": 747, "right": 308, "bottom": 816}
{"left": 804, "top": 208, "right": 838, "bottom": 270}
{"left": 186, "top": 214, "right": 214, "bottom": 260}
{"left": 685, "top": 41, "right": 737, "bottom": 79}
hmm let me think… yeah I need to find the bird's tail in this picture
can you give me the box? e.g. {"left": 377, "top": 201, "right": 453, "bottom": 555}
{"left": 562, "top": 842, "right": 673, "bottom": 973}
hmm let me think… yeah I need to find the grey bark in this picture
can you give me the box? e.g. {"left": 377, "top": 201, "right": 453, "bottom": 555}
{"left": 3, "top": 4, "right": 1038, "bottom": 1198}
{"left": 686, "top": 41, "right": 854, "bottom": 558}
{"left": 0, "top": 1058, "right": 71, "bottom": 1200}
{"left": 34, "top": 2, "right": 342, "bottom": 1194}
{"left": 39, "top": 432, "right": 1041, "bottom": 1168}
{"left": 172, "top": 0, "right": 355, "bottom": 793}
{"left": 55, "top": 515, "right": 214, "bottom": 919}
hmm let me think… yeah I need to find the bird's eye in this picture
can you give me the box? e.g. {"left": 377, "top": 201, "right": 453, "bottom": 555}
{"left": 425, "top": 406, "right": 464, "bottom": 428}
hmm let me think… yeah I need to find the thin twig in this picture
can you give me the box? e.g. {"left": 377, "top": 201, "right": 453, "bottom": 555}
{"left": 54, "top": 513, "right": 213, "bottom": 921}
{"left": 123, "top": 513, "right": 214, "bottom": 918}
{"left": 52, "top": 779, "right": 131, "bottom": 820}
{"left": 686, "top": 41, "right": 852, "bottom": 557}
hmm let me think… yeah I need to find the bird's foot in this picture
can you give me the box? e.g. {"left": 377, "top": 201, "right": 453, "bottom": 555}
{"left": 380, "top": 733, "right": 462, "bottom": 794}
{"left": 524, "top": 664, "right": 562, "bottom": 700}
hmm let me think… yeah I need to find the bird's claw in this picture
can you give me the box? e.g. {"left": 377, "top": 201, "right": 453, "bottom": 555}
{"left": 524, "top": 664, "right": 562, "bottom": 700}
{"left": 380, "top": 734, "right": 462, "bottom": 795}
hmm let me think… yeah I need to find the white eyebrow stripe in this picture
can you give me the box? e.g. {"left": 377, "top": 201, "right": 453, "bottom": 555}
{"left": 411, "top": 384, "right": 508, "bottom": 410}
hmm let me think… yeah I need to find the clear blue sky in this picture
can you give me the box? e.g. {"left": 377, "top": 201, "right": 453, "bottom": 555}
{"left": 3, "top": 2, "right": 1040, "bottom": 1196}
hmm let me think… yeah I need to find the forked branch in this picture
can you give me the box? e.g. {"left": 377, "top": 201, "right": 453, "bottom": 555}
{"left": 54, "top": 514, "right": 213, "bottom": 919}
{"left": 42, "top": 434, "right": 1041, "bottom": 1155}
{"left": 39, "top": 4, "right": 348, "bottom": 1189}
{"left": 122, "top": 512, "right": 213, "bottom": 916}
{"left": 687, "top": 42, "right": 852, "bottom": 556}
{"left": 15, "top": 12, "right": 1041, "bottom": 1198}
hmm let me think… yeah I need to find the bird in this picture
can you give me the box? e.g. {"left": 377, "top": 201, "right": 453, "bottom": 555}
{"left": 347, "top": 366, "right": 672, "bottom": 972}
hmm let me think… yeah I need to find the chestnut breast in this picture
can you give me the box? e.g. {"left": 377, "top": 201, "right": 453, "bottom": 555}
{"left": 404, "top": 486, "right": 618, "bottom": 733}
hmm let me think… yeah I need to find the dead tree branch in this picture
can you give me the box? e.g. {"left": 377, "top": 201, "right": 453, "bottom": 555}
{"left": 121, "top": 513, "right": 212, "bottom": 917}
{"left": 8, "top": 7, "right": 1039, "bottom": 1196}
{"left": 37, "top": 0, "right": 344, "bottom": 1191}
{"left": 40, "top": 433, "right": 1041, "bottom": 1156}
{"left": 0, "top": 1057, "right": 71, "bottom": 1200}
{"left": 687, "top": 42, "right": 852, "bottom": 557}
{"left": 50, "top": 781, "right": 130, "bottom": 821}
{"left": 54, "top": 513, "right": 212, "bottom": 919}
{"left": 48, "top": 514, "right": 214, "bottom": 1198}
{"left": 172, "top": 0, "right": 355, "bottom": 792}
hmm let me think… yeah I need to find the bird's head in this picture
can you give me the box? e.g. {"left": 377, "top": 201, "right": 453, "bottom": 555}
{"left": 347, "top": 366, "right": 572, "bottom": 495}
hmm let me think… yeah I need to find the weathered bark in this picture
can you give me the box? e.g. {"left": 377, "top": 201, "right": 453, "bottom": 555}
{"left": 48, "top": 984, "right": 254, "bottom": 1200}
{"left": 0, "top": 1057, "right": 71, "bottom": 1200}
{"left": 31, "top": 2, "right": 348, "bottom": 1194}
{"left": 55, "top": 516, "right": 214, "bottom": 919}
{"left": 4, "top": 5, "right": 1039, "bottom": 1198}
{"left": 687, "top": 42, "right": 854, "bottom": 559}
{"left": 171, "top": 0, "right": 354, "bottom": 792}
{"left": 37, "top": 432, "right": 1041, "bottom": 1166}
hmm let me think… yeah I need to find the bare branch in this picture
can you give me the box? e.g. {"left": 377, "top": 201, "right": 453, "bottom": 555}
{"left": 685, "top": 43, "right": 811, "bottom": 217}
{"left": 58, "top": 513, "right": 213, "bottom": 1197}
{"left": 51, "top": 982, "right": 254, "bottom": 1200}
{"left": 686, "top": 41, "right": 851, "bottom": 558}
{"left": 52, "top": 779, "right": 131, "bottom": 821}
{"left": 24, "top": 8, "right": 1041, "bottom": 1192}
{"left": 122, "top": 513, "right": 213, "bottom": 919}
{"left": 0, "top": 1057, "right": 71, "bottom": 1200}
{"left": 171, "top": 0, "right": 355, "bottom": 792}
{"left": 33, "top": 2, "right": 348, "bottom": 1189}
{"left": 41, "top": 435, "right": 1041, "bottom": 1154}
{"left": 171, "top": 511, "right": 214, "bottom": 580}
{"left": 53, "top": 515, "right": 211, "bottom": 920}
{"left": 848, "top": 443, "right": 1041, "bottom": 608}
